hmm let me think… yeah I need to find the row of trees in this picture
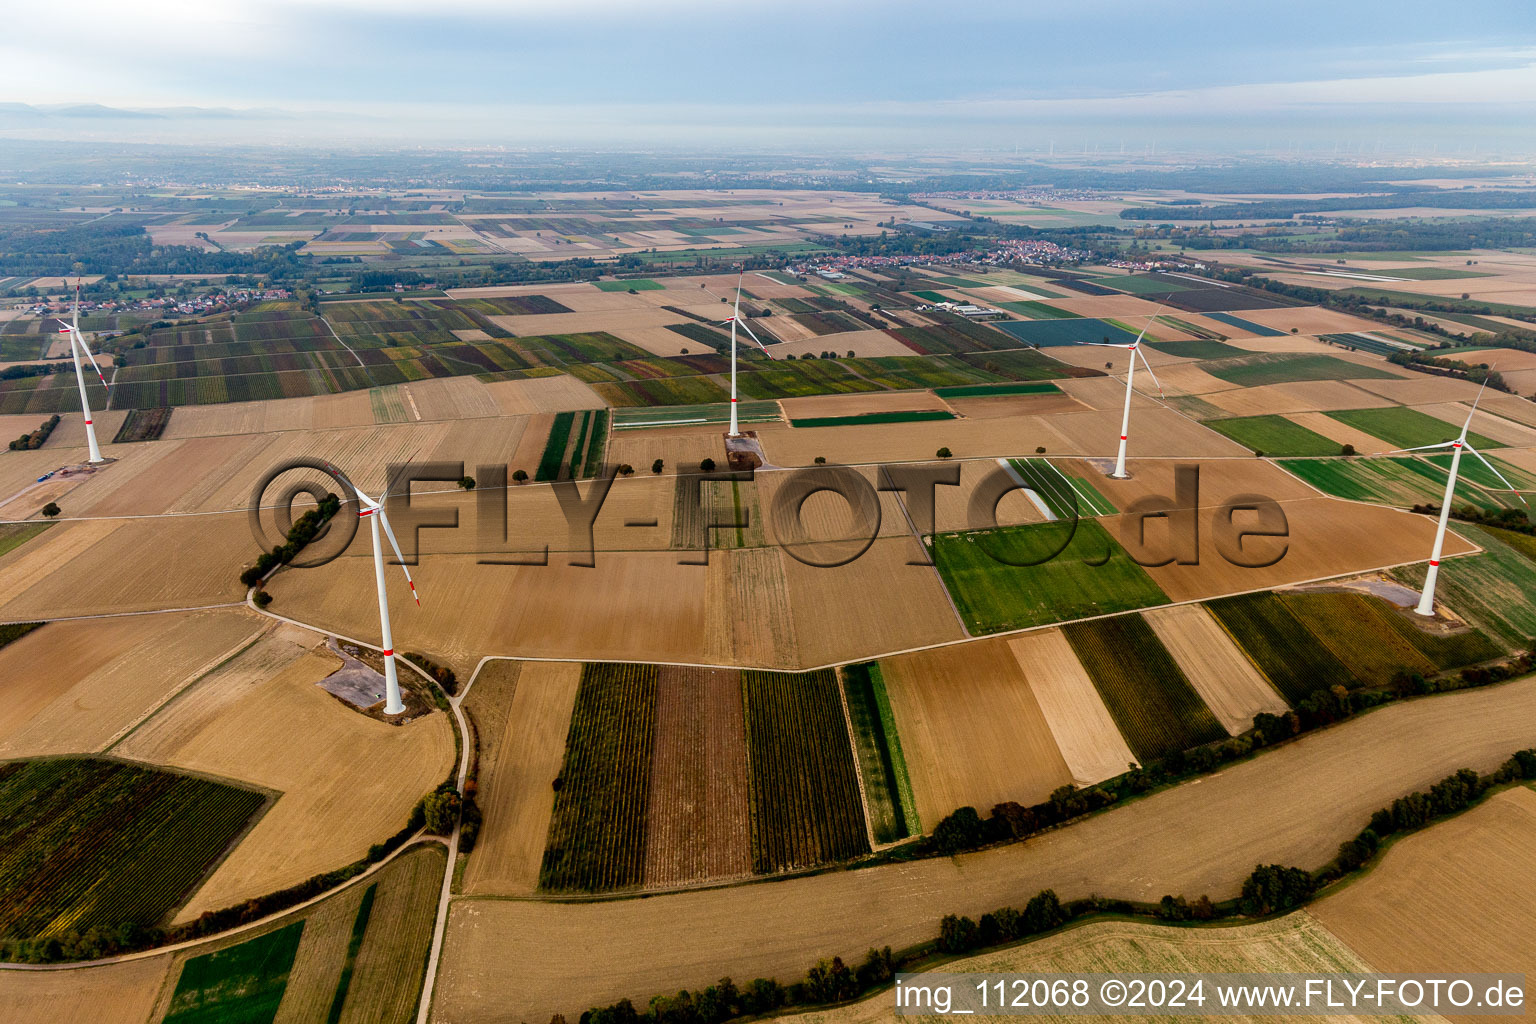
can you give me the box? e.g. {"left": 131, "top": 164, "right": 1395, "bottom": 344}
{"left": 8, "top": 414, "right": 59, "bottom": 451}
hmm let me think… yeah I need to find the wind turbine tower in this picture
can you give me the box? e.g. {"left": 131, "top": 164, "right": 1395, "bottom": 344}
{"left": 54, "top": 280, "right": 109, "bottom": 464}
{"left": 1077, "top": 315, "right": 1164, "bottom": 479}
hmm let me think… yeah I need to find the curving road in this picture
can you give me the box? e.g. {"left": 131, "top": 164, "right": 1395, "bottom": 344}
{"left": 431, "top": 675, "right": 1536, "bottom": 1023}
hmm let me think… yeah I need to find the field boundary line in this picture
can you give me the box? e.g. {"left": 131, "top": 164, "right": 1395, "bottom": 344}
{"left": 0, "top": 602, "right": 246, "bottom": 627}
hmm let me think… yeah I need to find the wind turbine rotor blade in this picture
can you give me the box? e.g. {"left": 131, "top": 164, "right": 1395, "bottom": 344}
{"left": 1462, "top": 442, "right": 1529, "bottom": 505}
{"left": 1134, "top": 346, "right": 1165, "bottom": 398}
{"left": 737, "top": 317, "right": 770, "bottom": 353}
{"left": 78, "top": 335, "right": 110, "bottom": 391}
{"left": 376, "top": 510, "right": 420, "bottom": 605}
{"left": 1074, "top": 341, "right": 1133, "bottom": 349}
{"left": 1388, "top": 441, "right": 1459, "bottom": 455}
{"left": 1465, "top": 373, "right": 1494, "bottom": 429}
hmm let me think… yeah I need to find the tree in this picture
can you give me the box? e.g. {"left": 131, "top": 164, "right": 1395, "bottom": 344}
{"left": 1240, "top": 864, "right": 1314, "bottom": 916}
{"left": 814, "top": 456, "right": 827, "bottom": 465}
{"left": 253, "top": 590, "right": 272, "bottom": 608}
{"left": 1340, "top": 444, "right": 1356, "bottom": 456}
{"left": 936, "top": 447, "right": 953, "bottom": 459}
{"left": 651, "top": 458, "right": 664, "bottom": 474}
{"left": 41, "top": 502, "right": 60, "bottom": 518}
{"left": 700, "top": 457, "right": 716, "bottom": 472}
{"left": 421, "top": 788, "right": 461, "bottom": 835}
{"left": 618, "top": 464, "right": 635, "bottom": 476}
{"left": 512, "top": 469, "right": 528, "bottom": 484}
{"left": 458, "top": 476, "right": 476, "bottom": 490}
{"left": 1035, "top": 446, "right": 1047, "bottom": 454}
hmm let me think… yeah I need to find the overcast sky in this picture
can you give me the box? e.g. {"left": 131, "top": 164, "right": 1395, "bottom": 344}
{"left": 4, "top": 0, "right": 1534, "bottom": 149}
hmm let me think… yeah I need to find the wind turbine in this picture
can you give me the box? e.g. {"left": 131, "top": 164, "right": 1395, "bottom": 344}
{"left": 353, "top": 479, "right": 420, "bottom": 715}
{"left": 718, "top": 273, "right": 771, "bottom": 436}
{"left": 1395, "top": 379, "right": 1527, "bottom": 617}
{"left": 54, "top": 280, "right": 110, "bottom": 464}
{"left": 1077, "top": 313, "right": 1165, "bottom": 480}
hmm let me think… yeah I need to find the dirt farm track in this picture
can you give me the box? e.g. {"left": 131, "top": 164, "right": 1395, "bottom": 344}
{"left": 432, "top": 675, "right": 1536, "bottom": 1022}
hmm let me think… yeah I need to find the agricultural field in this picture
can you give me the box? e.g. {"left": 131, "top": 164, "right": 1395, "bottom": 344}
{"left": 877, "top": 639, "right": 1072, "bottom": 823}
{"left": 0, "top": 756, "right": 268, "bottom": 941}
{"left": 1203, "top": 354, "right": 1400, "bottom": 387}
{"left": 1142, "top": 604, "right": 1289, "bottom": 734}
{"left": 1310, "top": 786, "right": 1536, "bottom": 978}
{"left": 839, "top": 662, "right": 917, "bottom": 844}
{"left": 1062, "top": 615, "right": 1228, "bottom": 762}
{"left": 162, "top": 920, "right": 305, "bottom": 1024}
{"left": 933, "top": 519, "right": 1169, "bottom": 634}
{"left": 742, "top": 669, "right": 869, "bottom": 873}
{"left": 1278, "top": 590, "right": 1497, "bottom": 687}
{"left": 463, "top": 661, "right": 582, "bottom": 896}
{"left": 644, "top": 665, "right": 752, "bottom": 886}
{"left": 540, "top": 662, "right": 658, "bottom": 892}
{"left": 780, "top": 915, "right": 1378, "bottom": 1024}
{"left": 431, "top": 676, "right": 1536, "bottom": 1023}
{"left": 1204, "top": 414, "right": 1345, "bottom": 456}
{"left": 1277, "top": 456, "right": 1517, "bottom": 511}
{"left": 1326, "top": 406, "right": 1500, "bottom": 450}
{"left": 1204, "top": 592, "right": 1359, "bottom": 704}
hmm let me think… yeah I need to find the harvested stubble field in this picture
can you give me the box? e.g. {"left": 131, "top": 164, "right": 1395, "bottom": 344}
{"left": 644, "top": 665, "right": 752, "bottom": 886}
{"left": 878, "top": 639, "right": 1072, "bottom": 826}
{"left": 1136, "top": 497, "right": 1476, "bottom": 605}
{"left": 1062, "top": 615, "right": 1229, "bottom": 762}
{"left": 1203, "top": 353, "right": 1402, "bottom": 388}
{"left": 0, "top": 512, "right": 248, "bottom": 622}
{"left": 780, "top": 915, "right": 1379, "bottom": 1024}
{"left": 0, "top": 954, "right": 171, "bottom": 1024}
{"left": 1142, "top": 604, "right": 1289, "bottom": 734}
{"left": 1007, "top": 630, "right": 1138, "bottom": 785}
{"left": 432, "top": 676, "right": 1536, "bottom": 1024}
{"left": 1310, "top": 786, "right": 1536, "bottom": 983}
{"left": 0, "top": 756, "right": 268, "bottom": 941}
{"left": 462, "top": 660, "right": 581, "bottom": 896}
{"left": 0, "top": 608, "right": 265, "bottom": 757}
{"left": 1200, "top": 379, "right": 1389, "bottom": 417}
{"left": 540, "top": 662, "right": 658, "bottom": 893}
{"left": 115, "top": 625, "right": 454, "bottom": 920}
{"left": 742, "top": 669, "right": 870, "bottom": 873}
{"left": 933, "top": 519, "right": 1169, "bottom": 634}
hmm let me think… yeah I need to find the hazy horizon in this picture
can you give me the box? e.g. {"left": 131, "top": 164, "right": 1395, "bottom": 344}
{"left": 2, "top": 0, "right": 1534, "bottom": 153}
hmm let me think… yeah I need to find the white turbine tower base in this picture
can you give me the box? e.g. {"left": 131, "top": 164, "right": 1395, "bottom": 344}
{"left": 355, "top": 483, "right": 420, "bottom": 715}
{"left": 1077, "top": 312, "right": 1164, "bottom": 480}
{"left": 1390, "top": 378, "right": 1526, "bottom": 617}
{"left": 56, "top": 280, "right": 109, "bottom": 464}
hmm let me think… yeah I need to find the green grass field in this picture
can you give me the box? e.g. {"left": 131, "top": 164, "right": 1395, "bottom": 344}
{"left": 1203, "top": 354, "right": 1401, "bottom": 387}
{"left": 162, "top": 920, "right": 304, "bottom": 1024}
{"left": 1063, "top": 615, "right": 1227, "bottom": 762}
{"left": 1421, "top": 451, "right": 1536, "bottom": 493}
{"left": 789, "top": 409, "right": 954, "bottom": 428}
{"left": 1143, "top": 339, "right": 1251, "bottom": 360}
{"left": 840, "top": 662, "right": 917, "bottom": 844}
{"left": 933, "top": 519, "right": 1167, "bottom": 634}
{"left": 1326, "top": 407, "right": 1500, "bottom": 451}
{"left": 534, "top": 411, "right": 576, "bottom": 482}
{"left": 1277, "top": 457, "right": 1513, "bottom": 511}
{"left": 1205, "top": 592, "right": 1356, "bottom": 704}
{"left": 933, "top": 382, "right": 1062, "bottom": 398}
{"left": 911, "top": 290, "right": 950, "bottom": 303}
{"left": 1389, "top": 526, "right": 1536, "bottom": 650}
{"left": 595, "top": 279, "right": 663, "bottom": 291}
{"left": 998, "top": 300, "right": 1080, "bottom": 319}
{"left": 1205, "top": 415, "right": 1343, "bottom": 456}
{"left": 0, "top": 757, "right": 269, "bottom": 941}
